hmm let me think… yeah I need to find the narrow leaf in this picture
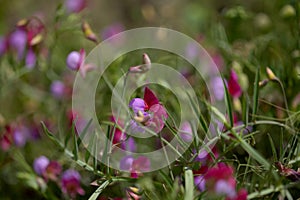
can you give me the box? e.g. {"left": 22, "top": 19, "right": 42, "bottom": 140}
{"left": 184, "top": 169, "right": 194, "bottom": 200}
{"left": 88, "top": 180, "right": 111, "bottom": 200}
{"left": 222, "top": 77, "right": 233, "bottom": 127}
{"left": 252, "top": 66, "right": 260, "bottom": 121}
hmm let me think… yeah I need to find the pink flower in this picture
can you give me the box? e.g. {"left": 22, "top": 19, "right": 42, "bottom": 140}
{"left": 61, "top": 169, "right": 85, "bottom": 198}
{"left": 228, "top": 69, "right": 242, "bottom": 98}
{"left": 50, "top": 80, "right": 66, "bottom": 99}
{"left": 179, "top": 121, "right": 193, "bottom": 142}
{"left": 25, "top": 48, "right": 36, "bottom": 69}
{"left": 33, "top": 156, "right": 50, "bottom": 176}
{"left": 9, "top": 29, "right": 27, "bottom": 60}
{"left": 44, "top": 161, "right": 62, "bottom": 181}
{"left": 101, "top": 23, "right": 124, "bottom": 40}
{"left": 65, "top": 0, "right": 86, "bottom": 13}
{"left": 66, "top": 49, "right": 95, "bottom": 78}
{"left": 120, "top": 156, "right": 151, "bottom": 178}
{"left": 128, "top": 87, "right": 168, "bottom": 134}
{"left": 203, "top": 163, "right": 247, "bottom": 200}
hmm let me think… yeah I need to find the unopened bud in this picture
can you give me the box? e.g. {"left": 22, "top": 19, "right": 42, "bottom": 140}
{"left": 82, "top": 21, "right": 98, "bottom": 43}
{"left": 259, "top": 79, "right": 269, "bottom": 87}
{"left": 29, "top": 34, "right": 43, "bottom": 46}
{"left": 142, "top": 53, "right": 151, "bottom": 65}
{"left": 280, "top": 5, "right": 296, "bottom": 19}
{"left": 266, "top": 67, "right": 277, "bottom": 81}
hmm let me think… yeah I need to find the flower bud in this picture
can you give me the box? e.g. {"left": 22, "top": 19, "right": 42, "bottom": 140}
{"left": 259, "top": 79, "right": 269, "bottom": 87}
{"left": 280, "top": 5, "right": 296, "bottom": 19}
{"left": 266, "top": 67, "right": 278, "bottom": 81}
{"left": 82, "top": 21, "right": 98, "bottom": 43}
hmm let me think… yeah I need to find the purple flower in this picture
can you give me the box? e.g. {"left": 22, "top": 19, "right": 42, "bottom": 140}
{"left": 33, "top": 156, "right": 50, "bottom": 175}
{"left": 194, "top": 175, "right": 205, "bottom": 191}
{"left": 120, "top": 155, "right": 135, "bottom": 171}
{"left": 210, "top": 77, "right": 225, "bottom": 101}
{"left": 121, "top": 137, "right": 137, "bottom": 152}
{"left": 120, "top": 156, "right": 151, "bottom": 178}
{"left": 66, "top": 51, "right": 82, "bottom": 70}
{"left": 50, "top": 80, "right": 65, "bottom": 99}
{"left": 185, "top": 42, "right": 199, "bottom": 60}
{"left": 101, "top": 23, "right": 124, "bottom": 40}
{"left": 66, "top": 49, "right": 95, "bottom": 78}
{"left": 129, "top": 98, "right": 148, "bottom": 113}
{"left": 215, "top": 179, "right": 236, "bottom": 198}
{"left": 179, "top": 122, "right": 193, "bottom": 142}
{"left": 25, "top": 48, "right": 36, "bottom": 69}
{"left": 228, "top": 69, "right": 242, "bottom": 98}
{"left": 13, "top": 127, "right": 30, "bottom": 147}
{"left": 65, "top": 0, "right": 86, "bottom": 13}
{"left": 9, "top": 29, "right": 27, "bottom": 60}
{"left": 61, "top": 169, "right": 85, "bottom": 197}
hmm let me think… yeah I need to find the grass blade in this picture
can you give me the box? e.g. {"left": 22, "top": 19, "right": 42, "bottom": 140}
{"left": 88, "top": 180, "right": 111, "bottom": 200}
{"left": 222, "top": 76, "right": 233, "bottom": 128}
{"left": 252, "top": 66, "right": 260, "bottom": 121}
{"left": 184, "top": 169, "right": 194, "bottom": 200}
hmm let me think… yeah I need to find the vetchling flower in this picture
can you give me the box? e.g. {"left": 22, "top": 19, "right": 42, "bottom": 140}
{"left": 128, "top": 87, "right": 168, "bottom": 134}
{"left": 120, "top": 156, "right": 151, "bottom": 178}
{"left": 228, "top": 69, "right": 242, "bottom": 99}
{"left": 61, "top": 169, "right": 85, "bottom": 198}
{"left": 179, "top": 121, "right": 193, "bottom": 142}
{"left": 33, "top": 156, "right": 62, "bottom": 181}
{"left": 204, "top": 163, "right": 247, "bottom": 200}
{"left": 65, "top": 0, "right": 86, "bottom": 13}
{"left": 50, "top": 80, "right": 66, "bottom": 99}
{"left": 66, "top": 49, "right": 96, "bottom": 78}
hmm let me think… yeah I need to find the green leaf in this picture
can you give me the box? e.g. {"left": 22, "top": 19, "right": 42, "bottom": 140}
{"left": 252, "top": 66, "right": 260, "bottom": 121}
{"left": 184, "top": 169, "right": 194, "bottom": 200}
{"left": 267, "top": 133, "right": 278, "bottom": 161}
{"left": 222, "top": 76, "right": 233, "bottom": 128}
{"left": 88, "top": 180, "right": 111, "bottom": 200}
{"left": 41, "top": 121, "right": 63, "bottom": 147}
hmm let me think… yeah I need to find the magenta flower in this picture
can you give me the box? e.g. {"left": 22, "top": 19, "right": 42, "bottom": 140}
{"left": 228, "top": 69, "right": 242, "bottom": 98}
{"left": 33, "top": 156, "right": 50, "bottom": 176}
{"left": 25, "top": 48, "right": 36, "bottom": 69}
{"left": 65, "top": 0, "right": 86, "bottom": 13}
{"left": 50, "top": 80, "right": 65, "bottom": 99}
{"left": 61, "top": 169, "right": 85, "bottom": 198}
{"left": 204, "top": 163, "right": 247, "bottom": 200}
{"left": 66, "top": 49, "right": 95, "bottom": 78}
{"left": 128, "top": 87, "right": 168, "bottom": 134}
{"left": 120, "top": 156, "right": 151, "bottom": 178}
{"left": 44, "top": 161, "right": 62, "bottom": 181}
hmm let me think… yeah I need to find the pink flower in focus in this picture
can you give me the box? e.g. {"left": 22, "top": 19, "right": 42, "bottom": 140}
{"left": 228, "top": 69, "right": 242, "bottom": 98}
{"left": 61, "top": 169, "right": 85, "bottom": 198}
{"left": 128, "top": 87, "right": 168, "bottom": 134}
